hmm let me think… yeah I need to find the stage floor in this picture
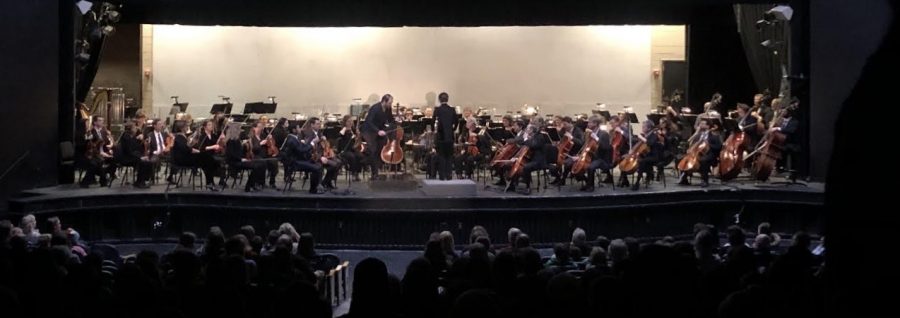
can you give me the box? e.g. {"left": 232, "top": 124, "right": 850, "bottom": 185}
{"left": 7, "top": 172, "right": 825, "bottom": 247}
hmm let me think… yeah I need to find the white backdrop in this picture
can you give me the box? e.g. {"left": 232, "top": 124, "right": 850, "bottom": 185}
{"left": 151, "top": 25, "right": 652, "bottom": 119}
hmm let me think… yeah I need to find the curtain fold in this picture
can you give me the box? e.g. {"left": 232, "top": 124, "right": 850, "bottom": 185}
{"left": 733, "top": 4, "right": 790, "bottom": 95}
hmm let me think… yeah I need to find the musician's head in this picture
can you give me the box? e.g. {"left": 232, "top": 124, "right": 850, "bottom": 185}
{"left": 93, "top": 116, "right": 104, "bottom": 127}
{"left": 259, "top": 115, "right": 269, "bottom": 124}
{"left": 173, "top": 120, "right": 187, "bottom": 134}
{"left": 289, "top": 123, "right": 301, "bottom": 134}
{"left": 134, "top": 111, "right": 147, "bottom": 123}
{"left": 736, "top": 103, "right": 750, "bottom": 116}
{"left": 502, "top": 115, "right": 514, "bottom": 127}
{"left": 278, "top": 117, "right": 289, "bottom": 128}
{"left": 753, "top": 94, "right": 765, "bottom": 105}
{"left": 698, "top": 118, "right": 710, "bottom": 131}
{"left": 342, "top": 115, "right": 353, "bottom": 127}
{"left": 226, "top": 123, "right": 242, "bottom": 140}
{"left": 424, "top": 107, "right": 434, "bottom": 117}
{"left": 203, "top": 120, "right": 215, "bottom": 133}
{"left": 307, "top": 117, "right": 322, "bottom": 131}
{"left": 438, "top": 92, "right": 449, "bottom": 104}
{"left": 513, "top": 120, "right": 526, "bottom": 132}
{"left": 153, "top": 119, "right": 165, "bottom": 131}
{"left": 381, "top": 94, "right": 394, "bottom": 107}
{"left": 642, "top": 120, "right": 655, "bottom": 134}
{"left": 771, "top": 98, "right": 783, "bottom": 110}
{"left": 609, "top": 115, "right": 620, "bottom": 126}
{"left": 124, "top": 121, "right": 136, "bottom": 135}
{"left": 254, "top": 121, "right": 265, "bottom": 133}
{"left": 588, "top": 115, "right": 603, "bottom": 130}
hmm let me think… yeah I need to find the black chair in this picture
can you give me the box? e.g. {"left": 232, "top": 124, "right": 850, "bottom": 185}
{"left": 90, "top": 243, "right": 123, "bottom": 267}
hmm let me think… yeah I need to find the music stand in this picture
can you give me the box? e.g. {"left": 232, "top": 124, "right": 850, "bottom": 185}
{"left": 406, "top": 120, "right": 426, "bottom": 136}
{"left": 722, "top": 118, "right": 739, "bottom": 133}
{"left": 488, "top": 128, "right": 514, "bottom": 143}
{"left": 647, "top": 113, "right": 664, "bottom": 126}
{"left": 592, "top": 110, "right": 611, "bottom": 121}
{"left": 323, "top": 126, "right": 341, "bottom": 140}
{"left": 488, "top": 122, "right": 504, "bottom": 128}
{"left": 243, "top": 102, "right": 263, "bottom": 114}
{"left": 421, "top": 118, "right": 435, "bottom": 131}
{"left": 623, "top": 112, "right": 639, "bottom": 124}
{"left": 545, "top": 127, "right": 561, "bottom": 142}
{"left": 230, "top": 114, "right": 249, "bottom": 123}
{"left": 211, "top": 103, "right": 232, "bottom": 114}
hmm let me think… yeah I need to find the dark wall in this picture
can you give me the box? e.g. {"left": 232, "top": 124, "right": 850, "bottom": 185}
{"left": 92, "top": 24, "right": 142, "bottom": 109}
{"left": 0, "top": 1, "right": 61, "bottom": 210}
{"left": 810, "top": 0, "right": 892, "bottom": 181}
{"left": 820, "top": 0, "right": 896, "bottom": 317}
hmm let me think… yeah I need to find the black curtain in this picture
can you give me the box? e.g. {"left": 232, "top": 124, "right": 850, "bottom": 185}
{"left": 734, "top": 4, "right": 791, "bottom": 95}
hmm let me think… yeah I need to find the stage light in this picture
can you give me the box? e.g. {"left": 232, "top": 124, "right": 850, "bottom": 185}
{"left": 101, "top": 25, "right": 115, "bottom": 36}
{"left": 766, "top": 5, "right": 793, "bottom": 22}
{"left": 106, "top": 10, "right": 121, "bottom": 23}
{"left": 75, "top": 51, "right": 91, "bottom": 64}
{"left": 76, "top": 0, "right": 93, "bottom": 15}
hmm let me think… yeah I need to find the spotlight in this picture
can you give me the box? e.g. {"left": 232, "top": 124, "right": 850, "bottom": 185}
{"left": 101, "top": 25, "right": 115, "bottom": 35}
{"left": 760, "top": 39, "right": 782, "bottom": 49}
{"left": 75, "top": 51, "right": 91, "bottom": 64}
{"left": 106, "top": 10, "right": 121, "bottom": 23}
{"left": 766, "top": 5, "right": 793, "bottom": 22}
{"left": 76, "top": 0, "right": 93, "bottom": 15}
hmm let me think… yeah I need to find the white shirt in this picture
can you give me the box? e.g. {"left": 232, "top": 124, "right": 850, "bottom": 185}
{"left": 155, "top": 131, "right": 164, "bottom": 154}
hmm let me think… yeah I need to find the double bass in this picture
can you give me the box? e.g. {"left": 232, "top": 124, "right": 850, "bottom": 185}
{"left": 749, "top": 103, "right": 794, "bottom": 181}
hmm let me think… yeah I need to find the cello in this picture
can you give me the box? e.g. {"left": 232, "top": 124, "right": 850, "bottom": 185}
{"left": 718, "top": 110, "right": 755, "bottom": 181}
{"left": 570, "top": 129, "right": 598, "bottom": 178}
{"left": 380, "top": 127, "right": 405, "bottom": 165}
{"left": 555, "top": 130, "right": 574, "bottom": 169}
{"left": 617, "top": 140, "right": 649, "bottom": 175}
{"left": 506, "top": 126, "right": 535, "bottom": 180}
{"left": 677, "top": 129, "right": 711, "bottom": 174}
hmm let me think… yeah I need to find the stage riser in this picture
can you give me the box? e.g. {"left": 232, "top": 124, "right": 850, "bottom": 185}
{"left": 21, "top": 202, "right": 822, "bottom": 248}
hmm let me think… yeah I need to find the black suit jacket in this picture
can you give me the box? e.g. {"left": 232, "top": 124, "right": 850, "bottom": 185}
{"left": 147, "top": 131, "right": 170, "bottom": 155}
{"left": 282, "top": 134, "right": 313, "bottom": 163}
{"left": 525, "top": 132, "right": 550, "bottom": 166}
{"left": 593, "top": 130, "right": 613, "bottom": 164}
{"left": 362, "top": 102, "right": 395, "bottom": 135}
{"left": 434, "top": 103, "right": 457, "bottom": 143}
{"left": 172, "top": 134, "right": 193, "bottom": 165}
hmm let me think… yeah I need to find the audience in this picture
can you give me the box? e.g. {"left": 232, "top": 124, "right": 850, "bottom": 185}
{"left": 0, "top": 216, "right": 823, "bottom": 318}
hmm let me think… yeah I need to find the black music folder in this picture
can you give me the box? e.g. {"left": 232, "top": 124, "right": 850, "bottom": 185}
{"left": 647, "top": 113, "right": 664, "bottom": 126}
{"left": 592, "top": 110, "right": 611, "bottom": 121}
{"left": 488, "top": 128, "right": 514, "bottom": 142}
{"left": 406, "top": 120, "right": 426, "bottom": 135}
{"left": 210, "top": 103, "right": 233, "bottom": 114}
{"left": 545, "top": 127, "right": 561, "bottom": 142}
